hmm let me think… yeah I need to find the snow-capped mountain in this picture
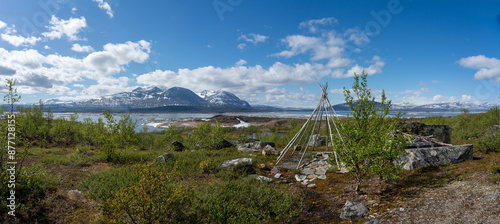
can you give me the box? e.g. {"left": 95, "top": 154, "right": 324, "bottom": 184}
{"left": 392, "top": 101, "right": 496, "bottom": 111}
{"left": 199, "top": 90, "right": 251, "bottom": 108}
{"left": 50, "top": 86, "right": 251, "bottom": 110}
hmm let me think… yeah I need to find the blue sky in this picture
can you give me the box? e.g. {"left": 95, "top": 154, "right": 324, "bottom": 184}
{"left": 0, "top": 0, "right": 499, "bottom": 107}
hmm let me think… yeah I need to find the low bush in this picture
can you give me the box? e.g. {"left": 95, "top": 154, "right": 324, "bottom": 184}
{"left": 193, "top": 178, "right": 304, "bottom": 223}
{"left": 82, "top": 166, "right": 140, "bottom": 204}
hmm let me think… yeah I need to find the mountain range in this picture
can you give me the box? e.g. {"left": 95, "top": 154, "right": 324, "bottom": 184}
{"left": 42, "top": 86, "right": 497, "bottom": 113}
{"left": 45, "top": 86, "right": 255, "bottom": 112}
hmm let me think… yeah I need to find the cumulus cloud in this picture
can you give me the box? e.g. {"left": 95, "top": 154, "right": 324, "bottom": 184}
{"left": 0, "top": 20, "right": 6, "bottom": 29}
{"left": 42, "top": 16, "right": 87, "bottom": 41}
{"left": 71, "top": 43, "right": 94, "bottom": 53}
{"left": 0, "top": 40, "right": 151, "bottom": 97}
{"left": 1, "top": 33, "right": 42, "bottom": 47}
{"left": 400, "top": 94, "right": 479, "bottom": 106}
{"left": 299, "top": 17, "right": 338, "bottom": 33}
{"left": 136, "top": 61, "right": 327, "bottom": 100}
{"left": 93, "top": 0, "right": 114, "bottom": 18}
{"left": 458, "top": 55, "right": 500, "bottom": 82}
{"left": 341, "top": 56, "right": 385, "bottom": 78}
{"left": 0, "top": 64, "right": 16, "bottom": 75}
{"left": 238, "top": 33, "right": 269, "bottom": 45}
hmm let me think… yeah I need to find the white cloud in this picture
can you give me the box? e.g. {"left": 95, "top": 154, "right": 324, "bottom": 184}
{"left": 431, "top": 80, "right": 440, "bottom": 84}
{"left": 72, "top": 7, "right": 78, "bottom": 14}
{"left": 44, "top": 45, "right": 50, "bottom": 50}
{"left": 342, "top": 56, "right": 385, "bottom": 78}
{"left": 237, "top": 43, "right": 246, "bottom": 50}
{"left": 42, "top": 16, "right": 87, "bottom": 41}
{"left": 419, "top": 80, "right": 426, "bottom": 86}
{"left": 299, "top": 17, "right": 338, "bottom": 33}
{"left": 403, "top": 87, "right": 432, "bottom": 95}
{"left": 235, "top": 59, "right": 247, "bottom": 66}
{"left": 458, "top": 55, "right": 500, "bottom": 82}
{"left": 399, "top": 94, "right": 480, "bottom": 106}
{"left": 0, "top": 40, "right": 151, "bottom": 98}
{"left": 0, "top": 20, "right": 6, "bottom": 29}
{"left": 1, "top": 33, "right": 42, "bottom": 47}
{"left": 71, "top": 43, "right": 94, "bottom": 53}
{"left": 93, "top": 0, "right": 114, "bottom": 18}
{"left": 344, "top": 27, "right": 370, "bottom": 46}
{"left": 238, "top": 33, "right": 269, "bottom": 46}
{"left": 136, "top": 62, "right": 327, "bottom": 100}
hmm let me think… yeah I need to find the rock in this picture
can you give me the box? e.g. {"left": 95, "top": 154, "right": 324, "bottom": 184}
{"left": 294, "top": 145, "right": 302, "bottom": 152}
{"left": 263, "top": 145, "right": 280, "bottom": 155}
{"left": 307, "top": 183, "right": 316, "bottom": 188}
{"left": 364, "top": 218, "right": 379, "bottom": 224}
{"left": 401, "top": 122, "right": 452, "bottom": 144}
{"left": 270, "top": 166, "right": 282, "bottom": 174}
{"left": 301, "top": 168, "right": 316, "bottom": 175}
{"left": 308, "top": 134, "right": 327, "bottom": 146}
{"left": 171, "top": 141, "right": 185, "bottom": 152}
{"left": 295, "top": 174, "right": 307, "bottom": 182}
{"left": 155, "top": 153, "right": 175, "bottom": 164}
{"left": 248, "top": 174, "right": 273, "bottom": 183}
{"left": 216, "top": 139, "right": 235, "bottom": 150}
{"left": 340, "top": 199, "right": 368, "bottom": 220}
{"left": 315, "top": 169, "right": 327, "bottom": 175}
{"left": 318, "top": 174, "right": 327, "bottom": 180}
{"left": 395, "top": 144, "right": 473, "bottom": 171}
{"left": 241, "top": 139, "right": 276, "bottom": 149}
{"left": 274, "top": 173, "right": 282, "bottom": 178}
{"left": 67, "top": 190, "right": 86, "bottom": 202}
{"left": 237, "top": 146, "right": 256, "bottom": 153}
{"left": 278, "top": 180, "right": 290, "bottom": 184}
{"left": 220, "top": 158, "right": 252, "bottom": 168}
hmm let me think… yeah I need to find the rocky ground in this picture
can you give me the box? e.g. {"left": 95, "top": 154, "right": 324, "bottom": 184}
{"left": 267, "top": 151, "right": 500, "bottom": 223}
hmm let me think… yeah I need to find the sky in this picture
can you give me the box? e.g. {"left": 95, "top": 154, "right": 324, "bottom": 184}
{"left": 0, "top": 0, "right": 499, "bottom": 107}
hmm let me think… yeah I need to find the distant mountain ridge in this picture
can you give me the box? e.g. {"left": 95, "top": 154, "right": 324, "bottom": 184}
{"left": 44, "top": 86, "right": 253, "bottom": 112}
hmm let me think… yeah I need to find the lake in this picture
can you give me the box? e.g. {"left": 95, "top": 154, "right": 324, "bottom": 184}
{"left": 52, "top": 110, "right": 472, "bottom": 132}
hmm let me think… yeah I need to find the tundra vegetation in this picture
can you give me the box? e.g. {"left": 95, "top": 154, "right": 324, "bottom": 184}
{"left": 0, "top": 77, "right": 499, "bottom": 223}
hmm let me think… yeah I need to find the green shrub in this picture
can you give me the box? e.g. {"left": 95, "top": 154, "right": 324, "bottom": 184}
{"left": 199, "top": 158, "right": 219, "bottom": 174}
{"left": 82, "top": 167, "right": 140, "bottom": 204}
{"left": 335, "top": 72, "right": 408, "bottom": 193}
{"left": 193, "top": 178, "right": 303, "bottom": 223}
{"left": 188, "top": 122, "right": 228, "bottom": 150}
{"left": 104, "top": 164, "right": 191, "bottom": 223}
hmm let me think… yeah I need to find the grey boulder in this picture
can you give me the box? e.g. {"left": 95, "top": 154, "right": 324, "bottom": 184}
{"left": 395, "top": 144, "right": 473, "bottom": 171}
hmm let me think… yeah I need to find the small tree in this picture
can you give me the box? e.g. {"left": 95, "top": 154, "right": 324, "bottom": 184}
{"left": 4, "top": 78, "right": 21, "bottom": 113}
{"left": 335, "top": 72, "right": 408, "bottom": 194}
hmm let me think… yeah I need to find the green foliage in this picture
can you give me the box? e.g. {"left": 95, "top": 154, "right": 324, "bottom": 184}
{"left": 193, "top": 178, "right": 303, "bottom": 223}
{"left": 188, "top": 122, "right": 228, "bottom": 150}
{"left": 335, "top": 72, "right": 408, "bottom": 193}
{"left": 83, "top": 167, "right": 140, "bottom": 204}
{"left": 104, "top": 164, "right": 191, "bottom": 223}
{"left": 199, "top": 158, "right": 219, "bottom": 174}
{"left": 3, "top": 78, "right": 21, "bottom": 112}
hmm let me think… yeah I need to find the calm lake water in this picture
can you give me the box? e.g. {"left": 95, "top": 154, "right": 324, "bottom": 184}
{"left": 52, "top": 110, "right": 473, "bottom": 132}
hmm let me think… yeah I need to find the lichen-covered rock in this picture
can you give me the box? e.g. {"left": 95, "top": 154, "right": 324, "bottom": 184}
{"left": 308, "top": 134, "right": 327, "bottom": 146}
{"left": 401, "top": 122, "right": 452, "bottom": 144}
{"left": 155, "top": 153, "right": 175, "bottom": 164}
{"left": 395, "top": 144, "right": 473, "bottom": 171}
{"left": 220, "top": 158, "right": 252, "bottom": 168}
{"left": 263, "top": 145, "right": 280, "bottom": 155}
{"left": 340, "top": 199, "right": 368, "bottom": 220}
